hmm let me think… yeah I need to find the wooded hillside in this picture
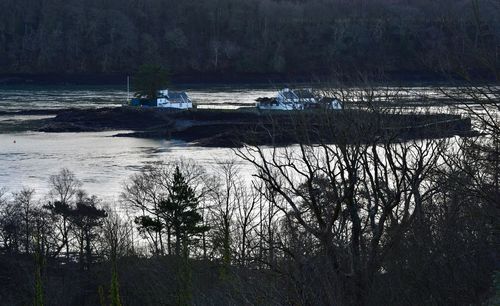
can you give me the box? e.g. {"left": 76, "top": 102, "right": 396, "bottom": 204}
{"left": 1, "top": 0, "right": 498, "bottom": 76}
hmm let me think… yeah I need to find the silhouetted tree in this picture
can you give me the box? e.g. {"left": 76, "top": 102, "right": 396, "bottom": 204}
{"left": 133, "top": 64, "right": 169, "bottom": 100}
{"left": 13, "top": 188, "right": 36, "bottom": 254}
{"left": 159, "top": 166, "right": 208, "bottom": 256}
{"left": 122, "top": 160, "right": 210, "bottom": 255}
{"left": 68, "top": 193, "right": 107, "bottom": 270}
{"left": 46, "top": 168, "right": 82, "bottom": 259}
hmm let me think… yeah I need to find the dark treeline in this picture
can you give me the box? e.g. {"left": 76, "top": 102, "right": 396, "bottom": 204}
{"left": 1, "top": 0, "right": 499, "bottom": 76}
{"left": 0, "top": 83, "right": 498, "bottom": 305}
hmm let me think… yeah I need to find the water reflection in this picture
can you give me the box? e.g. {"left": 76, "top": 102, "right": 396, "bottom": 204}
{"left": 0, "top": 131, "right": 240, "bottom": 200}
{"left": 0, "top": 84, "right": 485, "bottom": 200}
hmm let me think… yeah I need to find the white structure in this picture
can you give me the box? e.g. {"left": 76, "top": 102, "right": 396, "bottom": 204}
{"left": 319, "top": 97, "right": 343, "bottom": 110}
{"left": 257, "top": 88, "right": 318, "bottom": 110}
{"left": 277, "top": 88, "right": 317, "bottom": 105}
{"left": 256, "top": 88, "right": 343, "bottom": 111}
{"left": 256, "top": 97, "right": 297, "bottom": 110}
{"left": 156, "top": 89, "right": 193, "bottom": 109}
{"left": 330, "top": 99, "right": 343, "bottom": 110}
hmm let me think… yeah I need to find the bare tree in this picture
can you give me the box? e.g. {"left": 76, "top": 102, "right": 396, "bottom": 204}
{"left": 0, "top": 189, "right": 21, "bottom": 254}
{"left": 13, "top": 188, "right": 36, "bottom": 254}
{"left": 208, "top": 160, "right": 240, "bottom": 268}
{"left": 101, "top": 209, "right": 134, "bottom": 260}
{"left": 49, "top": 168, "right": 82, "bottom": 204}
{"left": 235, "top": 182, "right": 260, "bottom": 267}
{"left": 235, "top": 83, "right": 451, "bottom": 304}
{"left": 46, "top": 168, "right": 82, "bottom": 259}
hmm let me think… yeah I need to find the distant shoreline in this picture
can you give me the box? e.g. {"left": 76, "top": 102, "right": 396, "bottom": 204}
{"left": 0, "top": 71, "right": 483, "bottom": 87}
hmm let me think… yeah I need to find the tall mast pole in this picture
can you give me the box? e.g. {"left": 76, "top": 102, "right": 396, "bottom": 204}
{"left": 127, "top": 76, "right": 130, "bottom": 102}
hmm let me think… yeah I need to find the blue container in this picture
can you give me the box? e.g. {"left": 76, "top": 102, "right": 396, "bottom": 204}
{"left": 130, "top": 98, "right": 157, "bottom": 107}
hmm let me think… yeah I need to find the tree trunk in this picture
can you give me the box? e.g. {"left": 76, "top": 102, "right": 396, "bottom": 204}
{"left": 167, "top": 226, "right": 172, "bottom": 255}
{"left": 85, "top": 231, "right": 92, "bottom": 270}
{"left": 175, "top": 226, "right": 181, "bottom": 256}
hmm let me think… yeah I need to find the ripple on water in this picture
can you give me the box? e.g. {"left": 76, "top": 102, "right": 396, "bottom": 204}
{"left": 0, "top": 130, "right": 239, "bottom": 197}
{"left": 1, "top": 85, "right": 468, "bottom": 198}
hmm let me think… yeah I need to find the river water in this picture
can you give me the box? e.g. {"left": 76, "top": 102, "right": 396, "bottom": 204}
{"left": 0, "top": 84, "right": 471, "bottom": 200}
{"left": 0, "top": 85, "right": 277, "bottom": 200}
{"left": 0, "top": 85, "right": 276, "bottom": 110}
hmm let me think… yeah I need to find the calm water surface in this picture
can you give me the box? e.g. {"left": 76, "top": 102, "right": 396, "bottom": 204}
{"left": 0, "top": 85, "right": 271, "bottom": 198}
{"left": 0, "top": 131, "right": 247, "bottom": 200}
{"left": 0, "top": 84, "right": 470, "bottom": 198}
{"left": 0, "top": 85, "right": 277, "bottom": 110}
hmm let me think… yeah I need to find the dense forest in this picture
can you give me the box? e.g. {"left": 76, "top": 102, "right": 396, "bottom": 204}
{"left": 0, "top": 0, "right": 498, "bottom": 77}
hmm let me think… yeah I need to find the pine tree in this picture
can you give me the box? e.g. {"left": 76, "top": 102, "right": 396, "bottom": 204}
{"left": 157, "top": 167, "right": 208, "bottom": 306}
{"left": 159, "top": 166, "right": 208, "bottom": 257}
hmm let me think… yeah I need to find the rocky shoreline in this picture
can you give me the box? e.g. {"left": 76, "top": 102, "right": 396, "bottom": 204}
{"left": 10, "top": 106, "right": 471, "bottom": 147}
